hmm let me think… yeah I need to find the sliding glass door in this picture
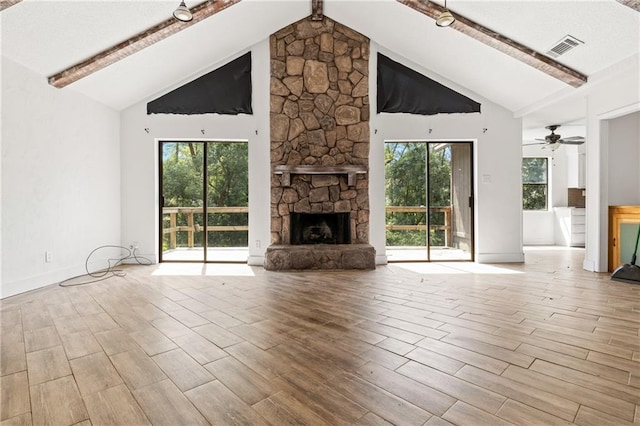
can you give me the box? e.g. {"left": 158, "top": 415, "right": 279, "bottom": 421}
{"left": 385, "top": 141, "right": 474, "bottom": 262}
{"left": 160, "top": 141, "right": 248, "bottom": 262}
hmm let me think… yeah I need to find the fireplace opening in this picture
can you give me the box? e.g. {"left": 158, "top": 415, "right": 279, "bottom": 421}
{"left": 290, "top": 213, "right": 351, "bottom": 245}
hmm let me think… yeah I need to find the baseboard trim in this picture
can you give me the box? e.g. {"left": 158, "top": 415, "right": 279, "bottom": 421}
{"left": 582, "top": 258, "right": 596, "bottom": 272}
{"left": 476, "top": 252, "right": 525, "bottom": 263}
{"left": 376, "top": 254, "right": 388, "bottom": 265}
{"left": 1, "top": 264, "right": 85, "bottom": 299}
{"left": 122, "top": 252, "right": 158, "bottom": 265}
{"left": 1, "top": 257, "right": 133, "bottom": 299}
{"left": 247, "top": 255, "right": 264, "bottom": 267}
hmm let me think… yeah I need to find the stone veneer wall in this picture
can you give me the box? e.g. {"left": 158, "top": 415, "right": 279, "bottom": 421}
{"left": 270, "top": 16, "right": 370, "bottom": 246}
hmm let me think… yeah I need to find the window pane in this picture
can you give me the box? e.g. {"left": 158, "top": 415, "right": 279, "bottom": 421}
{"left": 523, "top": 184, "right": 548, "bottom": 210}
{"left": 522, "top": 157, "right": 548, "bottom": 210}
{"left": 522, "top": 158, "right": 548, "bottom": 184}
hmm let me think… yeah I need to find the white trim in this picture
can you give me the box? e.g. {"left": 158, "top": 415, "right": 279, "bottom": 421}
{"left": 476, "top": 252, "right": 525, "bottom": 263}
{"left": 0, "top": 258, "right": 110, "bottom": 299}
{"left": 376, "top": 254, "right": 389, "bottom": 265}
{"left": 583, "top": 258, "right": 596, "bottom": 272}
{"left": 247, "top": 256, "right": 264, "bottom": 267}
{"left": 598, "top": 102, "right": 640, "bottom": 121}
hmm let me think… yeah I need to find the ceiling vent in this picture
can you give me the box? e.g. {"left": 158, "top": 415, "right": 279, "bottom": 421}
{"left": 546, "top": 35, "right": 584, "bottom": 58}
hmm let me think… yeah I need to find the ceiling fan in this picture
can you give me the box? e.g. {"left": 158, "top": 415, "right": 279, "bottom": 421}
{"left": 523, "top": 125, "right": 585, "bottom": 150}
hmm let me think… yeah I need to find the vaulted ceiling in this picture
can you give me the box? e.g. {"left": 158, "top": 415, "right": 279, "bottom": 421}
{"left": 2, "top": 0, "right": 639, "bottom": 129}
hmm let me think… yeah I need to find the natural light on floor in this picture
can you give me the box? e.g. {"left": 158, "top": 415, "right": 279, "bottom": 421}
{"left": 150, "top": 246, "right": 585, "bottom": 277}
{"left": 391, "top": 262, "right": 523, "bottom": 275}
{"left": 151, "top": 263, "right": 256, "bottom": 277}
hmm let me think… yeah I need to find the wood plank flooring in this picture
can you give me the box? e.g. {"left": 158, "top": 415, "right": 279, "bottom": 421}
{"left": 1, "top": 248, "right": 639, "bottom": 425}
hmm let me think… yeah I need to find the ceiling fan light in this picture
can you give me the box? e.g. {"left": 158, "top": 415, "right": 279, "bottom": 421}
{"left": 436, "top": 9, "right": 455, "bottom": 27}
{"left": 173, "top": 1, "right": 193, "bottom": 22}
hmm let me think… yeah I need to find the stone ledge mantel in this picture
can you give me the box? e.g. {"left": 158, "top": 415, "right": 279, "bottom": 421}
{"left": 273, "top": 165, "right": 367, "bottom": 187}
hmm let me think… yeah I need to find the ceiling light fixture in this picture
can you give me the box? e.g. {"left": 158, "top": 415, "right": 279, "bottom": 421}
{"left": 436, "top": 0, "right": 455, "bottom": 27}
{"left": 173, "top": 1, "right": 193, "bottom": 22}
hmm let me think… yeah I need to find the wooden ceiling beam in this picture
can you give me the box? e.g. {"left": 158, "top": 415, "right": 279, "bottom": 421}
{"left": 0, "top": 0, "right": 22, "bottom": 11}
{"left": 48, "top": 0, "right": 241, "bottom": 88}
{"left": 396, "top": 0, "right": 588, "bottom": 88}
{"left": 616, "top": 0, "right": 640, "bottom": 12}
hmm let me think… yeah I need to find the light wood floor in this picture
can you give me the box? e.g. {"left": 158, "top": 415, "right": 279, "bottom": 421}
{"left": 1, "top": 248, "right": 639, "bottom": 425}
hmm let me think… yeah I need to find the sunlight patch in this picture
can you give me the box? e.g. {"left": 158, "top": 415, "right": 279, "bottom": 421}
{"left": 393, "top": 262, "right": 522, "bottom": 275}
{"left": 151, "top": 263, "right": 255, "bottom": 277}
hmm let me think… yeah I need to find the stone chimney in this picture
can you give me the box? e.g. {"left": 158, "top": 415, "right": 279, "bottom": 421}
{"left": 266, "top": 16, "right": 375, "bottom": 270}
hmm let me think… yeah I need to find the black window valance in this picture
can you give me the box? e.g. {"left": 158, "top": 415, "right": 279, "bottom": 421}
{"left": 377, "top": 53, "right": 480, "bottom": 115}
{"left": 147, "top": 52, "right": 252, "bottom": 115}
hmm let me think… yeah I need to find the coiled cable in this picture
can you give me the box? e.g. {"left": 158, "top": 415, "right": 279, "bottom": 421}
{"left": 58, "top": 245, "right": 152, "bottom": 287}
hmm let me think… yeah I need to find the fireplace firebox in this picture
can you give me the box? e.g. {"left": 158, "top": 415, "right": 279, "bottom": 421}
{"left": 291, "top": 213, "right": 351, "bottom": 245}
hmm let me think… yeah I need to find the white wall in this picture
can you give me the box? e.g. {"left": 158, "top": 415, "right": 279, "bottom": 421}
{"left": 370, "top": 45, "right": 524, "bottom": 263}
{"left": 1, "top": 57, "right": 121, "bottom": 298}
{"left": 583, "top": 59, "right": 640, "bottom": 272}
{"left": 608, "top": 111, "right": 640, "bottom": 206}
{"left": 121, "top": 38, "right": 525, "bottom": 266}
{"left": 120, "top": 42, "right": 271, "bottom": 266}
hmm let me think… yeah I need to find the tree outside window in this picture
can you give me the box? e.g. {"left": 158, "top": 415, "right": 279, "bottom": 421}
{"left": 522, "top": 157, "right": 548, "bottom": 210}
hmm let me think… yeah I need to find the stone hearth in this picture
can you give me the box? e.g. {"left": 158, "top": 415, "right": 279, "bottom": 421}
{"left": 266, "top": 16, "right": 375, "bottom": 271}
{"left": 265, "top": 244, "right": 375, "bottom": 270}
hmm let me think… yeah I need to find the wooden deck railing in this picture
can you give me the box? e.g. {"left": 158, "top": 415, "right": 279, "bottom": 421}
{"left": 164, "top": 206, "right": 451, "bottom": 249}
{"left": 386, "top": 206, "right": 452, "bottom": 246}
{"left": 162, "top": 206, "right": 248, "bottom": 249}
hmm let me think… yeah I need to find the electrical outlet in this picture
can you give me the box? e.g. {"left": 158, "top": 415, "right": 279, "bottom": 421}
{"left": 255, "top": 240, "right": 261, "bottom": 248}
{"left": 130, "top": 242, "right": 139, "bottom": 250}
{"left": 45, "top": 251, "right": 53, "bottom": 263}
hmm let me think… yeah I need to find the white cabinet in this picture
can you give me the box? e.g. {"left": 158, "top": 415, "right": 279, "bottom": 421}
{"left": 554, "top": 207, "right": 585, "bottom": 247}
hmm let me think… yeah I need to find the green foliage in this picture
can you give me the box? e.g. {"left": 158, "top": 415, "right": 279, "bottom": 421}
{"left": 206, "top": 143, "right": 249, "bottom": 209}
{"left": 386, "top": 143, "right": 427, "bottom": 208}
{"left": 522, "top": 158, "right": 548, "bottom": 210}
{"left": 385, "top": 142, "right": 452, "bottom": 247}
{"left": 162, "top": 142, "right": 248, "bottom": 249}
{"left": 162, "top": 142, "right": 204, "bottom": 208}
{"left": 523, "top": 184, "right": 547, "bottom": 210}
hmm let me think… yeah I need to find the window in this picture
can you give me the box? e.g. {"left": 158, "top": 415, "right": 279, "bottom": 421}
{"left": 522, "top": 157, "right": 548, "bottom": 210}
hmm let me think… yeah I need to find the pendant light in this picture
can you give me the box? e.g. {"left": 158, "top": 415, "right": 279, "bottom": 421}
{"left": 173, "top": 1, "right": 193, "bottom": 22}
{"left": 436, "top": 0, "right": 455, "bottom": 27}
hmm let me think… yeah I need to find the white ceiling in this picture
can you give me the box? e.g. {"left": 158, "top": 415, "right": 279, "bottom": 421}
{"left": 2, "top": 0, "right": 639, "bottom": 132}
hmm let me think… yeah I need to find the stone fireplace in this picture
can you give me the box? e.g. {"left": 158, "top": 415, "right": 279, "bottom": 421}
{"left": 264, "top": 16, "right": 375, "bottom": 270}
{"left": 291, "top": 212, "right": 351, "bottom": 245}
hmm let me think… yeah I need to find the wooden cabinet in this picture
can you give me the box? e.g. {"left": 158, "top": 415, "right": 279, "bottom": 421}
{"left": 608, "top": 205, "right": 640, "bottom": 272}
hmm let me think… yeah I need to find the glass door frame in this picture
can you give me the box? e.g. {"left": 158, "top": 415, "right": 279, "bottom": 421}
{"left": 384, "top": 140, "right": 475, "bottom": 262}
{"left": 427, "top": 141, "right": 475, "bottom": 262}
{"left": 158, "top": 139, "right": 249, "bottom": 263}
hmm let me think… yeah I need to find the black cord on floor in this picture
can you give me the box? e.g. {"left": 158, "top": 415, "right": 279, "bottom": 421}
{"left": 58, "top": 245, "right": 152, "bottom": 287}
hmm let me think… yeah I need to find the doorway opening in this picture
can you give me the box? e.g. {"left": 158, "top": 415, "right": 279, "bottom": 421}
{"left": 385, "top": 141, "right": 474, "bottom": 262}
{"left": 159, "top": 141, "right": 248, "bottom": 262}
